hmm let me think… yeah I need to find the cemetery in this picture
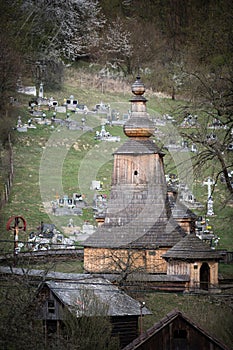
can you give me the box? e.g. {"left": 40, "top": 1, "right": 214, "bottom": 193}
{"left": 9, "top": 78, "right": 229, "bottom": 258}
{"left": 95, "top": 124, "right": 121, "bottom": 142}
{"left": 25, "top": 219, "right": 97, "bottom": 252}
{"left": 0, "top": 3, "right": 233, "bottom": 349}
{"left": 0, "top": 75, "right": 232, "bottom": 350}
{"left": 51, "top": 193, "right": 86, "bottom": 216}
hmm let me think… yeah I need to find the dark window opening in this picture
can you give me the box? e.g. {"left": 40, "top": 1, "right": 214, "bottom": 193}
{"left": 45, "top": 320, "right": 58, "bottom": 335}
{"left": 48, "top": 300, "right": 55, "bottom": 314}
{"left": 174, "top": 330, "right": 187, "bottom": 339}
{"left": 134, "top": 170, "right": 138, "bottom": 176}
{"left": 149, "top": 251, "right": 156, "bottom": 256}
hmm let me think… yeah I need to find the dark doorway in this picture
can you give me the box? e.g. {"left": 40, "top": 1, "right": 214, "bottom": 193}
{"left": 173, "top": 329, "right": 188, "bottom": 349}
{"left": 200, "top": 262, "right": 210, "bottom": 290}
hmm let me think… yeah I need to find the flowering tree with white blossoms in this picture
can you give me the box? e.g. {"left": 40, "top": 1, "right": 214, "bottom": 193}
{"left": 102, "top": 17, "right": 133, "bottom": 75}
{"left": 19, "top": 0, "right": 105, "bottom": 62}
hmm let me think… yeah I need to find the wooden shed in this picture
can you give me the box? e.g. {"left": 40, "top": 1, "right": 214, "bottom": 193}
{"left": 35, "top": 276, "right": 151, "bottom": 348}
{"left": 122, "top": 309, "right": 230, "bottom": 350}
{"left": 163, "top": 234, "right": 223, "bottom": 292}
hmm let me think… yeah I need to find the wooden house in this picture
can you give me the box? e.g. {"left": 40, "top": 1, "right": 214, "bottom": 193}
{"left": 35, "top": 275, "right": 151, "bottom": 348}
{"left": 163, "top": 234, "right": 223, "bottom": 292}
{"left": 122, "top": 309, "right": 230, "bottom": 350}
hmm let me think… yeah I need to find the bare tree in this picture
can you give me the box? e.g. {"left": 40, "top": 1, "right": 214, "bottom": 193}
{"left": 171, "top": 67, "right": 233, "bottom": 200}
{"left": 60, "top": 287, "right": 119, "bottom": 350}
{"left": 0, "top": 270, "right": 44, "bottom": 349}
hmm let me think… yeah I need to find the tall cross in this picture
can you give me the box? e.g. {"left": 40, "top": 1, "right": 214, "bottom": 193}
{"left": 203, "top": 177, "right": 214, "bottom": 199}
{"left": 203, "top": 177, "right": 214, "bottom": 216}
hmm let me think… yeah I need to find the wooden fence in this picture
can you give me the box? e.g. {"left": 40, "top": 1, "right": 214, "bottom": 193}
{"left": 0, "top": 134, "right": 14, "bottom": 210}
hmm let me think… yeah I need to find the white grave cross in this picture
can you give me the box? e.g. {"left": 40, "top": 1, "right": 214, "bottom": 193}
{"left": 203, "top": 177, "right": 214, "bottom": 216}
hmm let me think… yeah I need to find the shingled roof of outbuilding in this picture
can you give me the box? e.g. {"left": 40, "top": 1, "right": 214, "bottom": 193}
{"left": 163, "top": 233, "right": 222, "bottom": 260}
{"left": 114, "top": 138, "right": 163, "bottom": 155}
{"left": 39, "top": 277, "right": 151, "bottom": 317}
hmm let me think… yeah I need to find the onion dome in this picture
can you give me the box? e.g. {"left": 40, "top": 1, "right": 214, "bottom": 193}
{"left": 124, "top": 76, "right": 155, "bottom": 138}
{"left": 131, "top": 75, "right": 145, "bottom": 95}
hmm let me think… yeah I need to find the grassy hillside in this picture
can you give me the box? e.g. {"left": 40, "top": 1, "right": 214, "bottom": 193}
{"left": 0, "top": 70, "right": 232, "bottom": 265}
{"left": 0, "top": 71, "right": 232, "bottom": 349}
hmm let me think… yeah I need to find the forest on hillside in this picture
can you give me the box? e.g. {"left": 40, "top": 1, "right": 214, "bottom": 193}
{"left": 0, "top": 0, "right": 232, "bottom": 97}
{"left": 0, "top": 0, "right": 233, "bottom": 198}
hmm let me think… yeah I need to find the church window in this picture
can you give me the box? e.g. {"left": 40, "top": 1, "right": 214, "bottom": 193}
{"left": 148, "top": 251, "right": 156, "bottom": 256}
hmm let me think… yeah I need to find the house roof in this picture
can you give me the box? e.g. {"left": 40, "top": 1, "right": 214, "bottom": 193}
{"left": 122, "top": 309, "right": 230, "bottom": 350}
{"left": 163, "top": 234, "right": 223, "bottom": 260}
{"left": 40, "top": 277, "right": 151, "bottom": 317}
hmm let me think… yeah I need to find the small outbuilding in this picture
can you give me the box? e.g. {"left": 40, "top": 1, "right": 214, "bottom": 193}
{"left": 35, "top": 275, "right": 151, "bottom": 348}
{"left": 122, "top": 309, "right": 230, "bottom": 350}
{"left": 163, "top": 234, "right": 223, "bottom": 292}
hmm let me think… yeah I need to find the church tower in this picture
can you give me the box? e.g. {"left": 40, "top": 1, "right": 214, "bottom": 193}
{"left": 83, "top": 76, "right": 186, "bottom": 275}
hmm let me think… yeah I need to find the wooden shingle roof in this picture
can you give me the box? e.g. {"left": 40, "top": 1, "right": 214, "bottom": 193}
{"left": 171, "top": 201, "right": 197, "bottom": 219}
{"left": 129, "top": 220, "right": 186, "bottom": 248}
{"left": 163, "top": 234, "right": 222, "bottom": 260}
{"left": 83, "top": 76, "right": 192, "bottom": 252}
{"left": 114, "top": 138, "right": 163, "bottom": 155}
{"left": 83, "top": 219, "right": 186, "bottom": 249}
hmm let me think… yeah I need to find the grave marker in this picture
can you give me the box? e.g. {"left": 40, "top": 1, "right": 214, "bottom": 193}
{"left": 203, "top": 177, "right": 215, "bottom": 216}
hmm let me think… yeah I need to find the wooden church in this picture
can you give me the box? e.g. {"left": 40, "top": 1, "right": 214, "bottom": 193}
{"left": 83, "top": 76, "right": 221, "bottom": 292}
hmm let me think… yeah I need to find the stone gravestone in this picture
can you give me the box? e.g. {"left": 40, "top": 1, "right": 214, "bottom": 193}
{"left": 39, "top": 82, "right": 44, "bottom": 98}
{"left": 55, "top": 106, "right": 66, "bottom": 113}
{"left": 90, "top": 180, "right": 101, "bottom": 190}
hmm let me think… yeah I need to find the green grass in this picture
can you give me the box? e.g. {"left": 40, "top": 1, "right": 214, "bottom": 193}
{"left": 142, "top": 292, "right": 233, "bottom": 349}
{"left": 219, "top": 262, "right": 233, "bottom": 278}
{"left": 0, "top": 72, "right": 233, "bottom": 255}
{"left": 12, "top": 259, "right": 84, "bottom": 274}
{"left": 0, "top": 73, "right": 232, "bottom": 349}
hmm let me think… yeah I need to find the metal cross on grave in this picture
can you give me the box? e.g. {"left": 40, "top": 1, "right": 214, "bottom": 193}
{"left": 6, "top": 216, "right": 27, "bottom": 262}
{"left": 203, "top": 177, "right": 215, "bottom": 216}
